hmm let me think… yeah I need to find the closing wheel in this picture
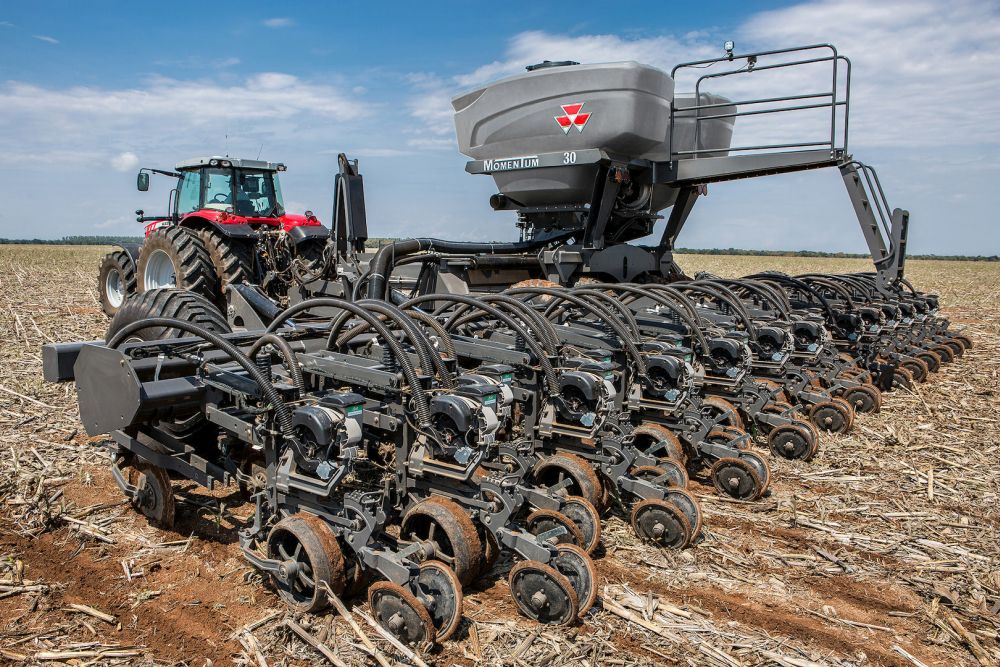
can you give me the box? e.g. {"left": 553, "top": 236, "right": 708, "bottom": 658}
{"left": 530, "top": 453, "right": 603, "bottom": 508}
{"left": 900, "top": 357, "right": 928, "bottom": 382}
{"left": 631, "top": 422, "right": 686, "bottom": 465}
{"left": 663, "top": 487, "right": 703, "bottom": 539}
{"left": 710, "top": 457, "right": 765, "bottom": 501}
{"left": 369, "top": 581, "right": 436, "bottom": 645}
{"left": 809, "top": 400, "right": 852, "bottom": 434}
{"left": 890, "top": 365, "right": 914, "bottom": 391}
{"left": 526, "top": 509, "right": 585, "bottom": 548}
{"left": 558, "top": 496, "right": 602, "bottom": 555}
{"left": 953, "top": 334, "right": 973, "bottom": 351}
{"left": 702, "top": 396, "right": 745, "bottom": 430}
{"left": 401, "top": 497, "right": 482, "bottom": 585}
{"left": 631, "top": 458, "right": 688, "bottom": 488}
{"left": 706, "top": 426, "right": 750, "bottom": 450}
{"left": 841, "top": 384, "right": 882, "bottom": 413}
{"left": 509, "top": 560, "right": 578, "bottom": 625}
{"left": 767, "top": 423, "right": 817, "bottom": 461}
{"left": 755, "top": 377, "right": 791, "bottom": 403}
{"left": 414, "top": 560, "right": 463, "bottom": 642}
{"left": 551, "top": 544, "right": 598, "bottom": 614}
{"left": 943, "top": 339, "right": 965, "bottom": 358}
{"left": 267, "top": 513, "right": 346, "bottom": 613}
{"left": 126, "top": 462, "right": 175, "bottom": 528}
{"left": 931, "top": 344, "right": 954, "bottom": 364}
{"left": 629, "top": 498, "right": 692, "bottom": 549}
{"left": 915, "top": 349, "right": 941, "bottom": 373}
{"left": 739, "top": 452, "right": 771, "bottom": 492}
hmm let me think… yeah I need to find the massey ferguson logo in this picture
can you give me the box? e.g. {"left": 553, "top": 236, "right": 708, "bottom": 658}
{"left": 554, "top": 102, "right": 591, "bottom": 134}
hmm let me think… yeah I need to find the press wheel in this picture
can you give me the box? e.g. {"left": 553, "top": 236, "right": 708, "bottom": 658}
{"left": 891, "top": 365, "right": 914, "bottom": 391}
{"left": 369, "top": 581, "right": 436, "bottom": 645}
{"left": 531, "top": 453, "right": 603, "bottom": 508}
{"left": 953, "top": 334, "right": 973, "bottom": 351}
{"left": 551, "top": 544, "right": 597, "bottom": 614}
{"left": 558, "top": 496, "right": 602, "bottom": 554}
{"left": 631, "top": 458, "right": 688, "bottom": 489}
{"left": 267, "top": 513, "right": 346, "bottom": 613}
{"left": 126, "top": 462, "right": 175, "bottom": 528}
{"left": 663, "top": 487, "right": 703, "bottom": 539}
{"left": 755, "top": 377, "right": 790, "bottom": 403}
{"left": 900, "top": 357, "right": 928, "bottom": 382}
{"left": 525, "top": 508, "right": 586, "bottom": 549}
{"left": 710, "top": 457, "right": 765, "bottom": 501}
{"left": 841, "top": 384, "right": 881, "bottom": 413}
{"left": 915, "top": 349, "right": 941, "bottom": 373}
{"left": 629, "top": 498, "right": 692, "bottom": 549}
{"left": 401, "top": 497, "right": 482, "bottom": 585}
{"left": 932, "top": 344, "right": 954, "bottom": 364}
{"left": 768, "top": 423, "right": 817, "bottom": 461}
{"left": 508, "top": 560, "right": 579, "bottom": 626}
{"left": 702, "top": 396, "right": 745, "bottom": 430}
{"left": 943, "top": 339, "right": 964, "bottom": 358}
{"left": 415, "top": 560, "right": 463, "bottom": 641}
{"left": 631, "top": 422, "right": 686, "bottom": 465}
{"left": 809, "top": 400, "right": 852, "bottom": 434}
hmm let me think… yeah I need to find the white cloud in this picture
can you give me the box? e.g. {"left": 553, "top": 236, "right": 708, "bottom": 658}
{"left": 110, "top": 152, "right": 139, "bottom": 172}
{"left": 262, "top": 17, "right": 294, "bottom": 28}
{"left": 32, "top": 34, "right": 58, "bottom": 44}
{"left": 0, "top": 21, "right": 15, "bottom": 28}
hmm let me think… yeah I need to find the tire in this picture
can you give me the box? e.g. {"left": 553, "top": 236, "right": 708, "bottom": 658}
{"left": 137, "top": 226, "right": 218, "bottom": 300}
{"left": 106, "top": 288, "right": 231, "bottom": 343}
{"left": 98, "top": 251, "right": 137, "bottom": 317}
{"left": 197, "top": 228, "right": 255, "bottom": 303}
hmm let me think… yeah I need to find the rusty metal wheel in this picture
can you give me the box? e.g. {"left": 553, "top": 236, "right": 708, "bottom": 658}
{"left": 369, "top": 581, "right": 436, "bottom": 645}
{"left": 702, "top": 396, "right": 745, "bottom": 430}
{"left": 267, "top": 513, "right": 346, "bottom": 613}
{"left": 126, "top": 463, "right": 175, "bottom": 528}
{"left": 415, "top": 560, "right": 463, "bottom": 641}
{"left": 768, "top": 423, "right": 817, "bottom": 461}
{"left": 943, "top": 339, "right": 965, "bottom": 358}
{"left": 401, "top": 497, "right": 482, "bottom": 585}
{"left": 841, "top": 384, "right": 882, "bottom": 413}
{"left": 526, "top": 508, "right": 586, "bottom": 549}
{"left": 551, "top": 544, "right": 597, "bottom": 614}
{"left": 531, "top": 453, "right": 603, "bottom": 508}
{"left": 891, "top": 365, "right": 914, "bottom": 391}
{"left": 558, "top": 496, "right": 602, "bottom": 554}
{"left": 755, "top": 377, "right": 791, "bottom": 403}
{"left": 710, "top": 457, "right": 765, "bottom": 501}
{"left": 932, "top": 344, "right": 954, "bottom": 364}
{"left": 809, "top": 400, "right": 852, "bottom": 434}
{"left": 629, "top": 498, "right": 692, "bottom": 549}
{"left": 509, "top": 560, "right": 579, "bottom": 626}
{"left": 915, "top": 349, "right": 941, "bottom": 373}
{"left": 900, "top": 356, "right": 929, "bottom": 382}
{"left": 631, "top": 422, "right": 686, "bottom": 465}
{"left": 953, "top": 334, "right": 973, "bottom": 351}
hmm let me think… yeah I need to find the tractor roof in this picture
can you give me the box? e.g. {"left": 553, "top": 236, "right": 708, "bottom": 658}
{"left": 174, "top": 156, "right": 287, "bottom": 172}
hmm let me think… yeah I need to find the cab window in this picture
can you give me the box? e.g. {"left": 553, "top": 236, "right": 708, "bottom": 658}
{"left": 177, "top": 171, "right": 201, "bottom": 214}
{"left": 204, "top": 168, "right": 234, "bottom": 210}
{"left": 235, "top": 170, "right": 280, "bottom": 217}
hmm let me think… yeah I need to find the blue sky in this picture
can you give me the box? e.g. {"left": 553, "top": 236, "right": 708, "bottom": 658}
{"left": 1, "top": 0, "right": 997, "bottom": 254}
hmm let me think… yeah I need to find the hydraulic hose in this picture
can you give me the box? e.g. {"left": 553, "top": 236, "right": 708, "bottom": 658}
{"left": 247, "top": 333, "right": 305, "bottom": 395}
{"left": 108, "top": 318, "right": 294, "bottom": 435}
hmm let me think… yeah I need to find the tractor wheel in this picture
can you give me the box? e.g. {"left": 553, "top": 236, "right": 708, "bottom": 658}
{"left": 137, "top": 227, "right": 218, "bottom": 300}
{"left": 98, "top": 251, "right": 137, "bottom": 317}
{"left": 197, "top": 229, "right": 255, "bottom": 303}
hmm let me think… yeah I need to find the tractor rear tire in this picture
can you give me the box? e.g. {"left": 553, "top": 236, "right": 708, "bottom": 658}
{"left": 197, "top": 229, "right": 255, "bottom": 305}
{"left": 98, "top": 251, "right": 137, "bottom": 317}
{"left": 106, "top": 288, "right": 231, "bottom": 343}
{"left": 137, "top": 227, "right": 218, "bottom": 300}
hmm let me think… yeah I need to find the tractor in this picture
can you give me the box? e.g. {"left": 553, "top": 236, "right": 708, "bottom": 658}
{"left": 97, "top": 156, "right": 331, "bottom": 316}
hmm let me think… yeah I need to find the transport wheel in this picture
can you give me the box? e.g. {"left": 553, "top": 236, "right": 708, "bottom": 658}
{"left": 953, "top": 334, "right": 973, "bottom": 351}
{"left": 551, "top": 544, "right": 597, "bottom": 614}
{"left": 915, "top": 350, "right": 941, "bottom": 373}
{"left": 629, "top": 499, "right": 692, "bottom": 549}
{"left": 932, "top": 344, "right": 954, "bottom": 364}
{"left": 943, "top": 339, "right": 965, "bottom": 358}
{"left": 900, "top": 357, "right": 928, "bottom": 382}
{"left": 401, "top": 497, "right": 482, "bottom": 586}
{"left": 709, "top": 457, "right": 765, "bottom": 501}
{"left": 196, "top": 229, "right": 254, "bottom": 304}
{"left": 369, "top": 581, "right": 436, "bottom": 645}
{"left": 136, "top": 227, "right": 218, "bottom": 299}
{"left": 702, "top": 396, "right": 745, "bottom": 430}
{"left": 267, "top": 513, "right": 346, "bottom": 613}
{"left": 755, "top": 377, "right": 790, "bottom": 403}
{"left": 508, "top": 560, "right": 579, "bottom": 626}
{"left": 126, "top": 462, "right": 175, "bottom": 527}
{"left": 631, "top": 458, "right": 688, "bottom": 488}
{"left": 841, "top": 384, "right": 882, "bottom": 413}
{"left": 526, "top": 509, "right": 586, "bottom": 548}
{"left": 106, "top": 288, "right": 231, "bottom": 343}
{"left": 890, "top": 365, "right": 914, "bottom": 391}
{"left": 530, "top": 453, "right": 603, "bottom": 509}
{"left": 809, "top": 400, "right": 852, "bottom": 434}
{"left": 631, "top": 422, "right": 686, "bottom": 464}
{"left": 98, "top": 251, "right": 137, "bottom": 317}
{"left": 767, "top": 423, "right": 817, "bottom": 461}
{"left": 558, "top": 496, "right": 602, "bottom": 554}
{"left": 414, "top": 560, "right": 463, "bottom": 641}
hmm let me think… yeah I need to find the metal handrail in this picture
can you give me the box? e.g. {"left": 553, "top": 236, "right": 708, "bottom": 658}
{"left": 669, "top": 44, "right": 852, "bottom": 160}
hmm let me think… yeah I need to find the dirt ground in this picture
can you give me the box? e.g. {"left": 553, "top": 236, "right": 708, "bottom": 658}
{"left": 0, "top": 245, "right": 997, "bottom": 667}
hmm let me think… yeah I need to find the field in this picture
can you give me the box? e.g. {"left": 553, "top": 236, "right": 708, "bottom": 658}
{"left": 0, "top": 245, "right": 997, "bottom": 667}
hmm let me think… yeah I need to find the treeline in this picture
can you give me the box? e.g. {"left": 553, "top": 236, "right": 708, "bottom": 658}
{"left": 1, "top": 236, "right": 995, "bottom": 261}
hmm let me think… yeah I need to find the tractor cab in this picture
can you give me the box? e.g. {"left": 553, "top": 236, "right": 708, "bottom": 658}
{"left": 172, "top": 157, "right": 287, "bottom": 220}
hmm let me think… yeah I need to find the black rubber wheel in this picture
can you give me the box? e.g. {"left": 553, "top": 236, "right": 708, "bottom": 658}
{"left": 891, "top": 366, "right": 914, "bottom": 391}
{"left": 98, "top": 250, "right": 137, "bottom": 317}
{"left": 197, "top": 228, "right": 255, "bottom": 304}
{"left": 943, "top": 339, "right": 964, "bottom": 358}
{"left": 526, "top": 508, "right": 586, "bottom": 549}
{"left": 900, "top": 357, "right": 928, "bottom": 382}
{"left": 125, "top": 462, "right": 175, "bottom": 527}
{"left": 702, "top": 396, "right": 745, "bottom": 430}
{"left": 531, "top": 453, "right": 603, "bottom": 509}
{"left": 136, "top": 226, "right": 218, "bottom": 299}
{"left": 932, "top": 344, "right": 954, "bottom": 364}
{"left": 809, "top": 400, "right": 852, "bottom": 434}
{"left": 106, "top": 288, "right": 230, "bottom": 343}
{"left": 631, "top": 422, "right": 686, "bottom": 465}
{"left": 266, "top": 513, "right": 346, "bottom": 613}
{"left": 915, "top": 350, "right": 941, "bottom": 373}
{"left": 558, "top": 496, "right": 602, "bottom": 554}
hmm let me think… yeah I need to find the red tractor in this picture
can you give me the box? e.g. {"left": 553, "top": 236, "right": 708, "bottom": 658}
{"left": 98, "top": 156, "right": 331, "bottom": 316}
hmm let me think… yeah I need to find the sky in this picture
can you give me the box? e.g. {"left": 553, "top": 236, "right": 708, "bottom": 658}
{"left": 0, "top": 0, "right": 998, "bottom": 255}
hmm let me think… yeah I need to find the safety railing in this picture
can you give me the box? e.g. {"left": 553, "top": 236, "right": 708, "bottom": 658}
{"left": 669, "top": 44, "right": 852, "bottom": 160}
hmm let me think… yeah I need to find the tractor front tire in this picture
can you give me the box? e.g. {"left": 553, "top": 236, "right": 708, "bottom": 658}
{"left": 137, "top": 227, "right": 218, "bottom": 300}
{"left": 98, "top": 251, "right": 137, "bottom": 317}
